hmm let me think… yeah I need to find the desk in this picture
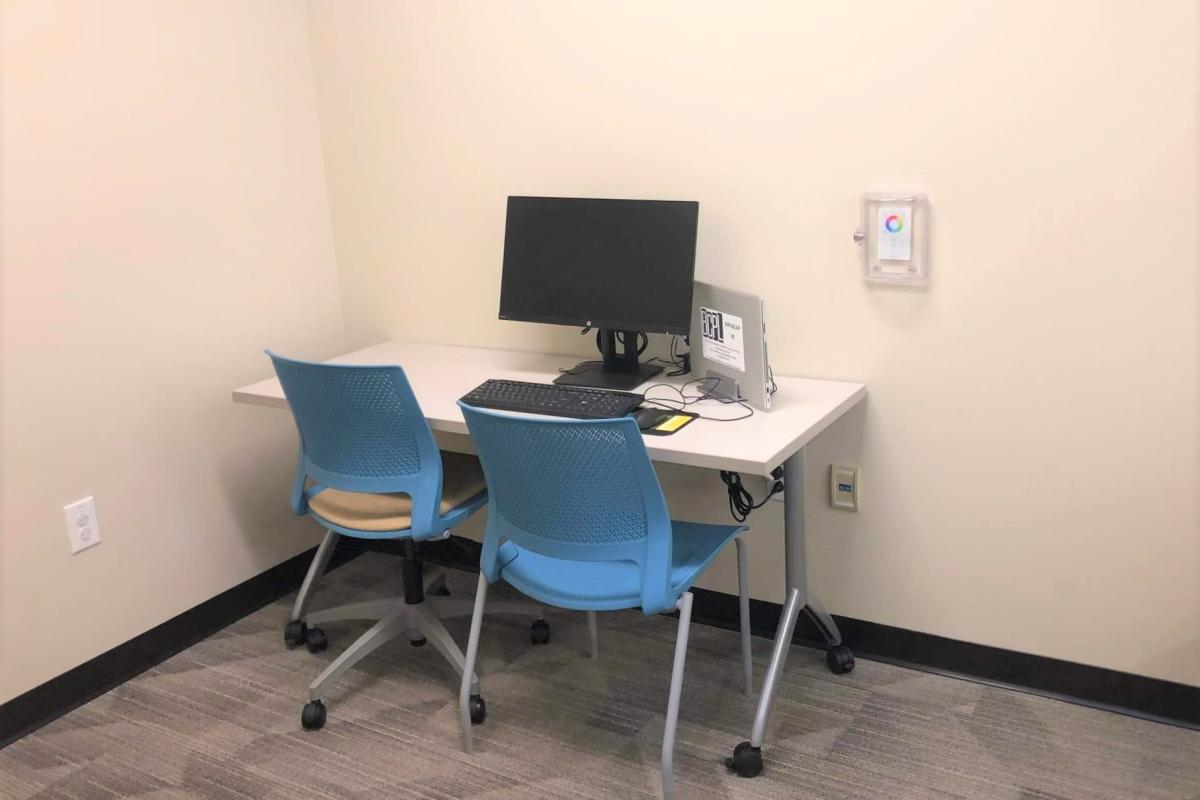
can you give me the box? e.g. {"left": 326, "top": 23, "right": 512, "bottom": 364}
{"left": 234, "top": 339, "right": 866, "bottom": 775}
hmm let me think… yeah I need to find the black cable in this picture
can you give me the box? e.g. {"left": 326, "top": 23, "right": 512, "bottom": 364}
{"left": 562, "top": 362, "right": 767, "bottom": 520}
{"left": 638, "top": 377, "right": 755, "bottom": 422}
{"left": 564, "top": 328, "right": 647, "bottom": 375}
{"left": 589, "top": 329, "right": 647, "bottom": 356}
{"left": 638, "top": 336, "right": 690, "bottom": 376}
{"left": 719, "top": 467, "right": 785, "bottom": 523}
{"left": 641, "top": 376, "right": 777, "bottom": 521}
{"left": 577, "top": 327, "right": 689, "bottom": 374}
{"left": 663, "top": 335, "right": 689, "bottom": 376}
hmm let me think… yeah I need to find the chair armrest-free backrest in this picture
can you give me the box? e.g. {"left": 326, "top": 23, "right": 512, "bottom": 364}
{"left": 458, "top": 402, "right": 676, "bottom": 614}
{"left": 268, "top": 351, "right": 445, "bottom": 539}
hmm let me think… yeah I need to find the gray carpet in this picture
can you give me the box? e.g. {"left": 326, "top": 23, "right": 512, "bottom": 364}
{"left": 3, "top": 552, "right": 1197, "bottom": 799}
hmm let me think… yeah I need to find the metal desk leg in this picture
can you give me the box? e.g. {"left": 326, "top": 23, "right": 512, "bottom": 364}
{"left": 726, "top": 448, "right": 855, "bottom": 778}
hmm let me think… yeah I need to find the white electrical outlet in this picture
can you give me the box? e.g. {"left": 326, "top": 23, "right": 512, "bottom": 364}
{"left": 64, "top": 496, "right": 101, "bottom": 553}
{"left": 830, "top": 465, "right": 859, "bottom": 511}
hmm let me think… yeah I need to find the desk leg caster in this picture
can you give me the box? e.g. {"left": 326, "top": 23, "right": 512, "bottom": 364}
{"left": 725, "top": 741, "right": 762, "bottom": 778}
{"left": 825, "top": 644, "right": 854, "bottom": 674}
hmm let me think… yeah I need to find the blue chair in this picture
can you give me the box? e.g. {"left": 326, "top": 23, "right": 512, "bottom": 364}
{"left": 268, "top": 352, "right": 544, "bottom": 731}
{"left": 455, "top": 402, "right": 753, "bottom": 800}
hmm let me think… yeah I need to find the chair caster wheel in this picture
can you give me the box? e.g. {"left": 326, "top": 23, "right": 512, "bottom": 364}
{"left": 301, "top": 700, "right": 326, "bottom": 730}
{"left": 725, "top": 741, "right": 762, "bottom": 777}
{"left": 530, "top": 619, "right": 550, "bottom": 645}
{"left": 826, "top": 644, "right": 855, "bottom": 674}
{"left": 468, "top": 694, "right": 486, "bottom": 724}
{"left": 304, "top": 627, "right": 328, "bottom": 654}
{"left": 284, "top": 620, "right": 308, "bottom": 649}
{"left": 410, "top": 636, "right": 427, "bottom": 647}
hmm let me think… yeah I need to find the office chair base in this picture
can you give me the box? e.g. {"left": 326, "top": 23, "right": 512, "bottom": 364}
{"left": 298, "top": 586, "right": 541, "bottom": 731}
{"left": 725, "top": 741, "right": 762, "bottom": 778}
{"left": 825, "top": 645, "right": 855, "bottom": 675}
{"left": 289, "top": 530, "right": 542, "bottom": 732}
{"left": 301, "top": 700, "right": 327, "bottom": 731}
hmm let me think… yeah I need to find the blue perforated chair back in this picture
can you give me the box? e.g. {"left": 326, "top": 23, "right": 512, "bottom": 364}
{"left": 458, "top": 402, "right": 675, "bottom": 612}
{"left": 268, "top": 351, "right": 444, "bottom": 535}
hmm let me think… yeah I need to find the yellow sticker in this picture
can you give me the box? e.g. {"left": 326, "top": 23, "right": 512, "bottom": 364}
{"left": 655, "top": 414, "right": 693, "bottom": 433}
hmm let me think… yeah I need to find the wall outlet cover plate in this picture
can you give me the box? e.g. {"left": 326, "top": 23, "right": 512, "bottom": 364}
{"left": 64, "top": 496, "right": 101, "bottom": 553}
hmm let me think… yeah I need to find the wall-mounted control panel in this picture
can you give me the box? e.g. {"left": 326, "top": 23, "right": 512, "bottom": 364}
{"left": 830, "top": 465, "right": 859, "bottom": 511}
{"left": 855, "top": 192, "right": 929, "bottom": 285}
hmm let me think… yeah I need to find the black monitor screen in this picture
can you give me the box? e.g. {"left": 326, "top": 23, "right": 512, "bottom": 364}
{"left": 499, "top": 196, "right": 698, "bottom": 335}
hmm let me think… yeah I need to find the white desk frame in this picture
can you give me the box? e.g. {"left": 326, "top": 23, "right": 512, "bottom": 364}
{"left": 234, "top": 340, "right": 866, "bottom": 773}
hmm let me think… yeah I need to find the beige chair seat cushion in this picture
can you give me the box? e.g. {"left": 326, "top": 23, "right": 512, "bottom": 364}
{"left": 307, "top": 451, "right": 486, "bottom": 532}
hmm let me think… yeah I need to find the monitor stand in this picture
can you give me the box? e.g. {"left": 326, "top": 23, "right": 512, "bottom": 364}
{"left": 554, "top": 328, "right": 663, "bottom": 391}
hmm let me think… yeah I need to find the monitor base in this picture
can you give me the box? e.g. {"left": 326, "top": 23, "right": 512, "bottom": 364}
{"left": 553, "top": 329, "right": 664, "bottom": 391}
{"left": 553, "top": 361, "right": 662, "bottom": 391}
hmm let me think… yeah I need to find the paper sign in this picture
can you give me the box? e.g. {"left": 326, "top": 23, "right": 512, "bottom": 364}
{"left": 699, "top": 306, "right": 745, "bottom": 372}
{"left": 876, "top": 206, "right": 912, "bottom": 262}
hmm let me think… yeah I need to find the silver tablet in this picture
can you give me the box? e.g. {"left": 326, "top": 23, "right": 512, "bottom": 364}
{"left": 689, "top": 281, "right": 774, "bottom": 410}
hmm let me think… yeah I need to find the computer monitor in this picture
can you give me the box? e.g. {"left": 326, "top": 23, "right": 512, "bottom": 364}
{"left": 499, "top": 196, "right": 699, "bottom": 390}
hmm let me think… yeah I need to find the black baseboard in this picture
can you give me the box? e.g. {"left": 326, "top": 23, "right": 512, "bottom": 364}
{"left": 0, "top": 539, "right": 368, "bottom": 750}
{"left": 412, "top": 535, "right": 1199, "bottom": 730}
{"left": 687, "top": 587, "right": 1199, "bottom": 730}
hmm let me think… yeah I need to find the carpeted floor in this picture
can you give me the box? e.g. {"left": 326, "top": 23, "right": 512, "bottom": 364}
{"left": 2, "top": 552, "right": 1197, "bottom": 799}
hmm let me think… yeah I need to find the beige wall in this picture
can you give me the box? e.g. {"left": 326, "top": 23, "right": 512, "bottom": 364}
{"left": 307, "top": 1, "right": 1199, "bottom": 685}
{"left": 1, "top": 1, "right": 345, "bottom": 701}
{"left": 2, "top": 0, "right": 1194, "bottom": 703}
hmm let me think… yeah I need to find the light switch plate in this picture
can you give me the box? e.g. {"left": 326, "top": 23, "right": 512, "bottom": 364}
{"left": 830, "top": 465, "right": 858, "bottom": 511}
{"left": 64, "top": 496, "right": 102, "bottom": 553}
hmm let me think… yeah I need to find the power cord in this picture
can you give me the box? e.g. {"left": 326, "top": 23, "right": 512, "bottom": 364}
{"left": 665, "top": 335, "right": 690, "bottom": 376}
{"left": 639, "top": 376, "right": 754, "bottom": 422}
{"left": 720, "top": 466, "right": 785, "bottom": 522}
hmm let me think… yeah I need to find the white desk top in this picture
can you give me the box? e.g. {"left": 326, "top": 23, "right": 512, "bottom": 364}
{"left": 233, "top": 341, "right": 865, "bottom": 476}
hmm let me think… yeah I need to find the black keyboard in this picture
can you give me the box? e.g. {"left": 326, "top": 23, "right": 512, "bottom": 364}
{"left": 460, "top": 379, "right": 642, "bottom": 419}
